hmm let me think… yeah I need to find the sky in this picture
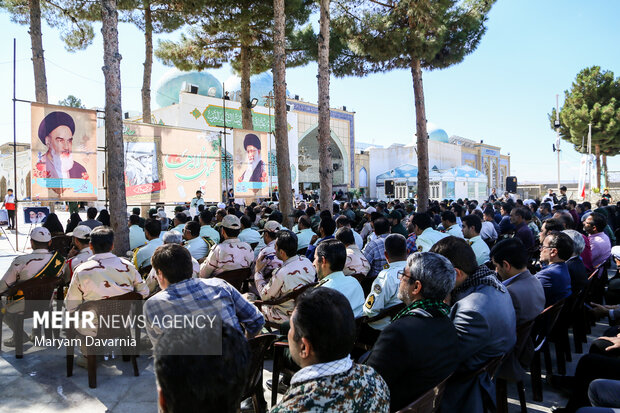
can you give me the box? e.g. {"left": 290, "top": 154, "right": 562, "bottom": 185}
{"left": 0, "top": 0, "right": 619, "bottom": 184}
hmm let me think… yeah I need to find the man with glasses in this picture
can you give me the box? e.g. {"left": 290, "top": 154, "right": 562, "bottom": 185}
{"left": 536, "top": 231, "right": 573, "bottom": 307}
{"left": 365, "top": 252, "right": 459, "bottom": 411}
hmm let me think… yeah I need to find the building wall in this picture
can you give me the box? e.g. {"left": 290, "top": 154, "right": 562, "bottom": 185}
{"left": 368, "top": 140, "right": 462, "bottom": 198}
{"left": 354, "top": 152, "right": 370, "bottom": 191}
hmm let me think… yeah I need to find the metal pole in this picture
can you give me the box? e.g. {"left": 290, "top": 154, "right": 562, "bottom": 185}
{"left": 588, "top": 123, "right": 592, "bottom": 199}
{"left": 222, "top": 82, "right": 228, "bottom": 203}
{"left": 268, "top": 91, "right": 272, "bottom": 199}
{"left": 12, "top": 38, "right": 19, "bottom": 251}
{"left": 556, "top": 94, "right": 561, "bottom": 191}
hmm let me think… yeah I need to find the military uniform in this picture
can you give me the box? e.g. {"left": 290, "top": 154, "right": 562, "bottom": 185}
{"left": 184, "top": 236, "right": 210, "bottom": 261}
{"left": 468, "top": 235, "right": 490, "bottom": 266}
{"left": 134, "top": 238, "right": 164, "bottom": 270}
{"left": 363, "top": 260, "right": 405, "bottom": 330}
{"left": 146, "top": 256, "right": 200, "bottom": 294}
{"left": 415, "top": 227, "right": 448, "bottom": 252}
{"left": 64, "top": 247, "right": 93, "bottom": 283}
{"left": 199, "top": 238, "right": 254, "bottom": 278}
{"left": 65, "top": 252, "right": 149, "bottom": 312}
{"left": 0, "top": 249, "right": 63, "bottom": 313}
{"left": 255, "top": 255, "right": 316, "bottom": 323}
{"left": 199, "top": 224, "right": 220, "bottom": 244}
{"left": 343, "top": 245, "right": 371, "bottom": 277}
{"left": 255, "top": 240, "right": 283, "bottom": 280}
{"left": 445, "top": 224, "right": 464, "bottom": 238}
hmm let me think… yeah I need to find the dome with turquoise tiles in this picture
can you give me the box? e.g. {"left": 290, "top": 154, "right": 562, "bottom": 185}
{"left": 156, "top": 70, "right": 223, "bottom": 108}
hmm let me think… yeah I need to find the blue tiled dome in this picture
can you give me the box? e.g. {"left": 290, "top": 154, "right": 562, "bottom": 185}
{"left": 156, "top": 70, "right": 223, "bottom": 108}
{"left": 428, "top": 128, "right": 449, "bottom": 143}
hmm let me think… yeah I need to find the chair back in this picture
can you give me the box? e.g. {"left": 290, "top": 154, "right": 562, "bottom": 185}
{"left": 396, "top": 374, "right": 451, "bottom": 413}
{"left": 531, "top": 298, "right": 565, "bottom": 352}
{"left": 6, "top": 276, "right": 61, "bottom": 317}
{"left": 216, "top": 267, "right": 252, "bottom": 292}
{"left": 49, "top": 235, "right": 73, "bottom": 258}
{"left": 243, "top": 334, "right": 277, "bottom": 399}
{"left": 365, "top": 302, "right": 406, "bottom": 324}
{"left": 585, "top": 260, "right": 610, "bottom": 304}
{"left": 77, "top": 291, "right": 143, "bottom": 340}
{"left": 256, "top": 282, "right": 318, "bottom": 307}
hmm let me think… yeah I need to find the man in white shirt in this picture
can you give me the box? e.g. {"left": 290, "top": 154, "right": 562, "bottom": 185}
{"left": 336, "top": 215, "right": 363, "bottom": 249}
{"left": 239, "top": 215, "right": 261, "bottom": 245}
{"left": 462, "top": 215, "right": 490, "bottom": 266}
{"left": 295, "top": 215, "right": 315, "bottom": 252}
{"left": 441, "top": 211, "right": 464, "bottom": 238}
{"left": 198, "top": 210, "right": 220, "bottom": 243}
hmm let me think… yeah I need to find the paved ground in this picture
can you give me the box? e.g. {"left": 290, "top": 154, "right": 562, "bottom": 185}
{"left": 0, "top": 211, "right": 609, "bottom": 412}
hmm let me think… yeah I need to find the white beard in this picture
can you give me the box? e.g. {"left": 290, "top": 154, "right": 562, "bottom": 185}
{"left": 50, "top": 148, "right": 74, "bottom": 178}
{"left": 243, "top": 157, "right": 260, "bottom": 182}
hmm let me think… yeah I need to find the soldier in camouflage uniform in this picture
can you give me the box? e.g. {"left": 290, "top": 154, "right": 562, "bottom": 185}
{"left": 271, "top": 288, "right": 390, "bottom": 413}
{"left": 63, "top": 225, "right": 93, "bottom": 283}
{"left": 336, "top": 227, "right": 371, "bottom": 277}
{"left": 65, "top": 227, "right": 149, "bottom": 314}
{"left": 255, "top": 231, "right": 315, "bottom": 324}
{"left": 255, "top": 221, "right": 283, "bottom": 281}
{"left": 200, "top": 215, "right": 253, "bottom": 278}
{"left": 0, "top": 227, "right": 65, "bottom": 347}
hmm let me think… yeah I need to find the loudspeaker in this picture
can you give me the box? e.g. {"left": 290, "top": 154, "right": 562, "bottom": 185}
{"left": 385, "top": 180, "right": 395, "bottom": 197}
{"left": 506, "top": 176, "right": 517, "bottom": 193}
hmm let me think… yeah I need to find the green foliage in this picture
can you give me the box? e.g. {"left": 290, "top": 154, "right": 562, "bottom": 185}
{"left": 120, "top": 0, "right": 185, "bottom": 35}
{"left": 306, "top": 0, "right": 496, "bottom": 77}
{"left": 155, "top": 0, "right": 315, "bottom": 75}
{"left": 58, "top": 94, "right": 85, "bottom": 108}
{"left": 1, "top": 0, "right": 95, "bottom": 51}
{"left": 549, "top": 66, "right": 620, "bottom": 156}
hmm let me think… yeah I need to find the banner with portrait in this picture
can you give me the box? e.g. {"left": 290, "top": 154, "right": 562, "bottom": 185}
{"left": 24, "top": 207, "right": 50, "bottom": 224}
{"left": 123, "top": 122, "right": 221, "bottom": 203}
{"left": 233, "top": 129, "right": 269, "bottom": 198}
{"left": 30, "top": 103, "right": 98, "bottom": 200}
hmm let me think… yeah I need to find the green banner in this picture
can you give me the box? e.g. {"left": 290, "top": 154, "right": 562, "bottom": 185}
{"left": 202, "top": 105, "right": 275, "bottom": 133}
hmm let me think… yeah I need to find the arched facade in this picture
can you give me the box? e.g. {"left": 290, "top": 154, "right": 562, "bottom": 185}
{"left": 297, "top": 124, "right": 349, "bottom": 189}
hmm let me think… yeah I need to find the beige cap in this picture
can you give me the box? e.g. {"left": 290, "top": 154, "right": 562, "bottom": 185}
{"left": 31, "top": 227, "right": 51, "bottom": 242}
{"left": 261, "top": 221, "right": 282, "bottom": 233}
{"left": 67, "top": 225, "right": 91, "bottom": 239}
{"left": 221, "top": 214, "right": 241, "bottom": 229}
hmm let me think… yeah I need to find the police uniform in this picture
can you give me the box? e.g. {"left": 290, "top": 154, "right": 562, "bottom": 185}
{"left": 343, "top": 245, "right": 371, "bottom": 277}
{"left": 65, "top": 252, "right": 149, "bottom": 312}
{"left": 445, "top": 224, "right": 464, "bottom": 238}
{"left": 415, "top": 227, "right": 448, "bottom": 252}
{"left": 184, "top": 236, "right": 210, "bottom": 261}
{"left": 200, "top": 215, "right": 254, "bottom": 278}
{"left": 199, "top": 224, "right": 220, "bottom": 244}
{"left": 363, "top": 260, "right": 405, "bottom": 330}
{"left": 134, "top": 237, "right": 164, "bottom": 270}
{"left": 468, "top": 235, "right": 490, "bottom": 266}
{"left": 256, "top": 255, "right": 316, "bottom": 323}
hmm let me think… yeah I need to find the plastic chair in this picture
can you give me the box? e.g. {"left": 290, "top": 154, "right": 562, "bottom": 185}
{"left": 254, "top": 282, "right": 318, "bottom": 331}
{"left": 0, "top": 275, "right": 61, "bottom": 358}
{"left": 528, "top": 298, "right": 566, "bottom": 402}
{"left": 396, "top": 374, "right": 452, "bottom": 413}
{"left": 242, "top": 334, "right": 277, "bottom": 413}
{"left": 496, "top": 319, "right": 536, "bottom": 413}
{"left": 66, "top": 291, "right": 142, "bottom": 388}
{"left": 216, "top": 267, "right": 252, "bottom": 292}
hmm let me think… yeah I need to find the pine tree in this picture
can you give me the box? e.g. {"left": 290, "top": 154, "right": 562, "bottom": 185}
{"left": 550, "top": 66, "right": 620, "bottom": 189}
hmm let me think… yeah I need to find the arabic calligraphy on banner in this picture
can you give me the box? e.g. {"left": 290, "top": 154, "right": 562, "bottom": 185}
{"left": 123, "top": 122, "right": 221, "bottom": 202}
{"left": 203, "top": 105, "right": 282, "bottom": 133}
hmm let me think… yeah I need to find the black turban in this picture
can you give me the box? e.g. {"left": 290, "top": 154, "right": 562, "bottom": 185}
{"left": 243, "top": 133, "right": 261, "bottom": 151}
{"left": 38, "top": 111, "right": 75, "bottom": 145}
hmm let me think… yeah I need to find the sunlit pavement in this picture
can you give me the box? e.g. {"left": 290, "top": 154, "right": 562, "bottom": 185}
{"left": 0, "top": 209, "right": 610, "bottom": 412}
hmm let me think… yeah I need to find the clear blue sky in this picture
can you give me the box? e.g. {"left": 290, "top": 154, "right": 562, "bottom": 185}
{"left": 1, "top": 0, "right": 619, "bottom": 184}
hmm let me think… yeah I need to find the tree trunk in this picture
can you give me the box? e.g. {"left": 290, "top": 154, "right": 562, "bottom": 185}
{"left": 101, "top": 0, "right": 129, "bottom": 255}
{"left": 595, "top": 144, "right": 601, "bottom": 190}
{"left": 239, "top": 44, "right": 253, "bottom": 130}
{"left": 317, "top": 0, "right": 332, "bottom": 214}
{"left": 410, "top": 58, "right": 429, "bottom": 212}
{"left": 602, "top": 154, "right": 608, "bottom": 189}
{"left": 273, "top": 0, "right": 293, "bottom": 228}
{"left": 29, "top": 0, "right": 48, "bottom": 103}
{"left": 141, "top": 0, "right": 153, "bottom": 124}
